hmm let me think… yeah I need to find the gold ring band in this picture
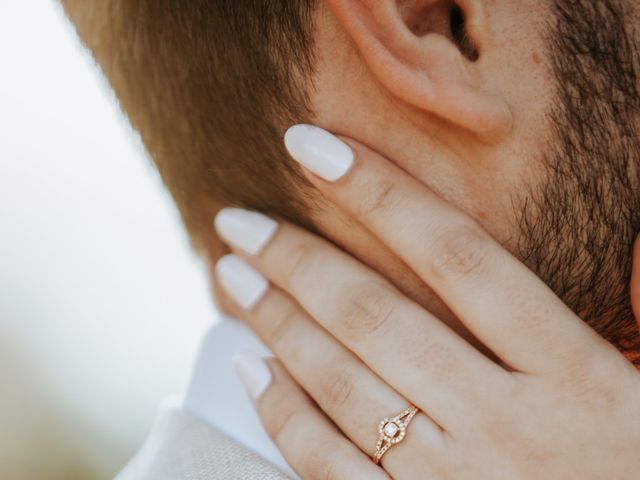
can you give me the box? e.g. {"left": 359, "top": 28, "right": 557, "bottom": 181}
{"left": 373, "top": 405, "right": 419, "bottom": 465}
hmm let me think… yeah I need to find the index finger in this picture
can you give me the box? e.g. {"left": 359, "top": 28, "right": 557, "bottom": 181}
{"left": 284, "top": 124, "right": 611, "bottom": 373}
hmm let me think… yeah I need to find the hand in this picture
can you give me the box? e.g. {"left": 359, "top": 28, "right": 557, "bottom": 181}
{"left": 214, "top": 125, "right": 640, "bottom": 479}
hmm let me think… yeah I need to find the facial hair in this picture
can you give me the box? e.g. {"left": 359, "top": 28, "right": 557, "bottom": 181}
{"left": 516, "top": 0, "right": 640, "bottom": 363}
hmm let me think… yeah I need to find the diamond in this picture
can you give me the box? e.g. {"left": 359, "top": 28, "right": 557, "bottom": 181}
{"left": 383, "top": 422, "right": 399, "bottom": 437}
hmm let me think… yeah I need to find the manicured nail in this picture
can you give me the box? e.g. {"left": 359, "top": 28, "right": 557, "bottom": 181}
{"left": 284, "top": 124, "right": 354, "bottom": 181}
{"left": 214, "top": 208, "right": 278, "bottom": 255}
{"left": 233, "top": 352, "right": 272, "bottom": 400}
{"left": 215, "top": 254, "right": 269, "bottom": 310}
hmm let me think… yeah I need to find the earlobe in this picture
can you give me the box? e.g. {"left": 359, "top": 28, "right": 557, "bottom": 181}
{"left": 324, "top": 0, "right": 513, "bottom": 142}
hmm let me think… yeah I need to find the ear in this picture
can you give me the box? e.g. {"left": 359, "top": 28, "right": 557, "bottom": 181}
{"left": 324, "top": 0, "right": 513, "bottom": 142}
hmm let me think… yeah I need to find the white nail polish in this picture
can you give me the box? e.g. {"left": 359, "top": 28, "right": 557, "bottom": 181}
{"left": 233, "top": 352, "right": 272, "bottom": 400}
{"left": 214, "top": 208, "right": 278, "bottom": 255}
{"left": 284, "top": 124, "right": 354, "bottom": 181}
{"left": 215, "top": 254, "right": 269, "bottom": 310}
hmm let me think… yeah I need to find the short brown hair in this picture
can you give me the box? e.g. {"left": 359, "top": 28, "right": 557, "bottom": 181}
{"left": 62, "top": 0, "right": 319, "bottom": 255}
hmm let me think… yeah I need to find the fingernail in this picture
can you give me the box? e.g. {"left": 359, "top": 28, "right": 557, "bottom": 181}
{"left": 284, "top": 124, "right": 354, "bottom": 181}
{"left": 233, "top": 352, "right": 272, "bottom": 400}
{"left": 214, "top": 208, "right": 278, "bottom": 255}
{"left": 215, "top": 254, "right": 269, "bottom": 310}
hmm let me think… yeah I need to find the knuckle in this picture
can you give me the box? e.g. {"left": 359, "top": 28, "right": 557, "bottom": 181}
{"left": 303, "top": 443, "right": 341, "bottom": 480}
{"left": 560, "top": 351, "right": 619, "bottom": 409}
{"left": 417, "top": 341, "right": 462, "bottom": 384}
{"left": 486, "top": 416, "right": 529, "bottom": 452}
{"left": 360, "top": 178, "right": 398, "bottom": 218}
{"left": 264, "top": 302, "right": 300, "bottom": 348}
{"left": 318, "top": 460, "right": 339, "bottom": 480}
{"left": 429, "top": 225, "right": 491, "bottom": 278}
{"left": 263, "top": 400, "right": 300, "bottom": 443}
{"left": 280, "top": 239, "right": 316, "bottom": 286}
{"left": 484, "top": 409, "right": 554, "bottom": 466}
{"left": 337, "top": 282, "right": 396, "bottom": 339}
{"left": 319, "top": 361, "right": 358, "bottom": 411}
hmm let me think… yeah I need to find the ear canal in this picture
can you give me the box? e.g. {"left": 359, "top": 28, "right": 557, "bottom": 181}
{"left": 401, "top": 1, "right": 478, "bottom": 60}
{"left": 449, "top": 4, "right": 479, "bottom": 61}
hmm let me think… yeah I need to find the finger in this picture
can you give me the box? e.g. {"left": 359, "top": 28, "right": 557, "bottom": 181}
{"left": 216, "top": 268, "right": 448, "bottom": 475}
{"left": 234, "top": 354, "right": 390, "bottom": 480}
{"left": 283, "top": 124, "right": 609, "bottom": 373}
{"left": 213, "top": 209, "right": 505, "bottom": 432}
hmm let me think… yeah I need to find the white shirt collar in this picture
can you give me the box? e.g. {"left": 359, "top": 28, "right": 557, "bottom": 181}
{"left": 182, "top": 316, "right": 298, "bottom": 479}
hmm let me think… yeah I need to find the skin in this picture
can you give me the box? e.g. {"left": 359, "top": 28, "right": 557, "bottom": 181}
{"left": 55, "top": 0, "right": 640, "bottom": 476}
{"left": 217, "top": 0, "right": 640, "bottom": 355}
{"left": 212, "top": 2, "right": 640, "bottom": 475}
{"left": 216, "top": 134, "right": 640, "bottom": 479}
{"left": 58, "top": 0, "right": 640, "bottom": 351}
{"left": 292, "top": 0, "right": 554, "bottom": 339}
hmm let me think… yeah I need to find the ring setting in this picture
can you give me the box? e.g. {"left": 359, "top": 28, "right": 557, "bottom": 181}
{"left": 373, "top": 405, "right": 419, "bottom": 464}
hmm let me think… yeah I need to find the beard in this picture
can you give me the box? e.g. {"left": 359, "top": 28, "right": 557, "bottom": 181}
{"left": 516, "top": 0, "right": 640, "bottom": 362}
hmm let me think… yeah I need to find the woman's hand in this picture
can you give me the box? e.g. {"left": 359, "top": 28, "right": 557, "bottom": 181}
{"left": 213, "top": 125, "right": 640, "bottom": 479}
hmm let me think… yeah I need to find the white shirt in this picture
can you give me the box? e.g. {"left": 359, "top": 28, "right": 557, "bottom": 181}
{"left": 181, "top": 316, "right": 298, "bottom": 479}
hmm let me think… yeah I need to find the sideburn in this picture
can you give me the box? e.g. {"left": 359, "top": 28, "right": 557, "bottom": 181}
{"left": 516, "top": 0, "right": 640, "bottom": 364}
